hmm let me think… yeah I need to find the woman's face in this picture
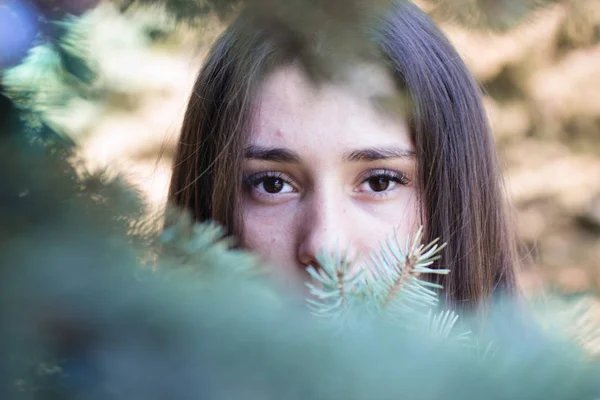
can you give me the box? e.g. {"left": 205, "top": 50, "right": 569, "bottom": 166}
{"left": 241, "top": 64, "right": 419, "bottom": 287}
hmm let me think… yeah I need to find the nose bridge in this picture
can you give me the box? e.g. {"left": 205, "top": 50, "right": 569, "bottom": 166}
{"left": 297, "top": 183, "right": 348, "bottom": 266}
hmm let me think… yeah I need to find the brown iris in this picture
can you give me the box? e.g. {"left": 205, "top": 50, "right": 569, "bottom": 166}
{"left": 368, "top": 176, "right": 391, "bottom": 192}
{"left": 263, "top": 177, "right": 284, "bottom": 193}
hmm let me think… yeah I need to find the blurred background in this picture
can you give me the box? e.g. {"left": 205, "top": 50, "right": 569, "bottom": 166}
{"left": 2, "top": 0, "right": 599, "bottom": 297}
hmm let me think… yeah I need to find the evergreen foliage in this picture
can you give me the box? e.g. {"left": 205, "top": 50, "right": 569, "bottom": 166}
{"left": 2, "top": 128, "right": 600, "bottom": 399}
{"left": 2, "top": 1, "right": 600, "bottom": 399}
{"left": 306, "top": 227, "right": 470, "bottom": 342}
{"left": 0, "top": 0, "right": 578, "bottom": 144}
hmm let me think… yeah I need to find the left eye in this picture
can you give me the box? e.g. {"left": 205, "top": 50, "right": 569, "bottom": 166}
{"left": 356, "top": 171, "right": 408, "bottom": 193}
{"left": 365, "top": 176, "right": 394, "bottom": 192}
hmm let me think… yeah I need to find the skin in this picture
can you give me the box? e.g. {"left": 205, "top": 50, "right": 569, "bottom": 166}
{"left": 241, "top": 63, "right": 419, "bottom": 288}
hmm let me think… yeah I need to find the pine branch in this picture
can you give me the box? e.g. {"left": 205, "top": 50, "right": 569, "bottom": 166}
{"left": 425, "top": 309, "right": 472, "bottom": 342}
{"left": 381, "top": 252, "right": 415, "bottom": 309}
{"left": 365, "top": 227, "right": 447, "bottom": 313}
{"left": 305, "top": 251, "right": 364, "bottom": 319}
{"left": 306, "top": 226, "right": 457, "bottom": 335}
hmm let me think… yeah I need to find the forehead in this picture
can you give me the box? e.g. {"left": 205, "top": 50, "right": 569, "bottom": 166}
{"left": 249, "top": 64, "right": 412, "bottom": 151}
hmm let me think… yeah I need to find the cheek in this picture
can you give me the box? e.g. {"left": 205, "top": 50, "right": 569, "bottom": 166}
{"left": 241, "top": 201, "right": 312, "bottom": 288}
{"left": 354, "top": 190, "right": 420, "bottom": 257}
{"left": 388, "top": 190, "right": 420, "bottom": 236}
{"left": 240, "top": 201, "right": 297, "bottom": 266}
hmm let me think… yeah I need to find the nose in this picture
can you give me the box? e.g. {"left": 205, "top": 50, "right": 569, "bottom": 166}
{"left": 296, "top": 188, "right": 350, "bottom": 270}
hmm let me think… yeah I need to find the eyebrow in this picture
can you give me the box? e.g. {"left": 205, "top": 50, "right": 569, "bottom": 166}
{"left": 244, "top": 145, "right": 301, "bottom": 163}
{"left": 244, "top": 145, "right": 415, "bottom": 163}
{"left": 342, "top": 147, "right": 415, "bottom": 162}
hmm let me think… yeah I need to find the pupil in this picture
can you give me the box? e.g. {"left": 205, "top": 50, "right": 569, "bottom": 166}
{"left": 263, "top": 177, "right": 283, "bottom": 193}
{"left": 369, "top": 177, "right": 389, "bottom": 192}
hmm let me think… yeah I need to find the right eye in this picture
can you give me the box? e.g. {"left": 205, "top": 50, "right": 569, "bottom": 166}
{"left": 256, "top": 175, "right": 294, "bottom": 194}
{"left": 243, "top": 171, "right": 297, "bottom": 201}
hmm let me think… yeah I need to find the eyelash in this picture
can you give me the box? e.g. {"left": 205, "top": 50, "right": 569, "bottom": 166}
{"left": 242, "top": 171, "right": 298, "bottom": 200}
{"left": 355, "top": 169, "right": 410, "bottom": 198}
{"left": 358, "top": 169, "right": 409, "bottom": 186}
{"left": 242, "top": 169, "right": 410, "bottom": 201}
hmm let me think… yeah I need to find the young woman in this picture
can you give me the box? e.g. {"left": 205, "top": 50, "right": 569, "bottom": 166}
{"left": 168, "top": 1, "right": 518, "bottom": 309}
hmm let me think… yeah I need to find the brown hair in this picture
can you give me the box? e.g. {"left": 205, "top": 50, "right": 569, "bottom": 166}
{"left": 168, "top": 1, "right": 518, "bottom": 309}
